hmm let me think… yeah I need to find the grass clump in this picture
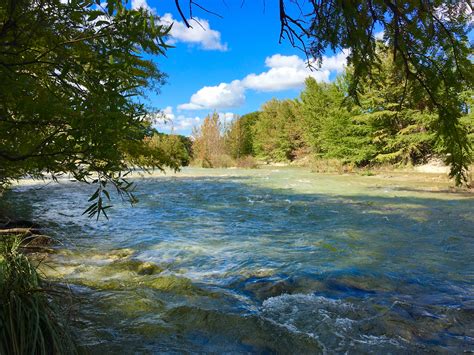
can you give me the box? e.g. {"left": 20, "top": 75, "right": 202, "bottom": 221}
{"left": 0, "top": 235, "right": 76, "bottom": 354}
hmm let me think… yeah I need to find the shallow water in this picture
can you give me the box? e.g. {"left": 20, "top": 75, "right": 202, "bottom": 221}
{"left": 3, "top": 168, "right": 474, "bottom": 353}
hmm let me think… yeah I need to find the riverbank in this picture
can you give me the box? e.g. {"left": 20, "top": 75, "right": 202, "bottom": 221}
{"left": 126, "top": 164, "right": 473, "bottom": 197}
{"left": 12, "top": 163, "right": 471, "bottom": 192}
{"left": 187, "top": 155, "right": 472, "bottom": 189}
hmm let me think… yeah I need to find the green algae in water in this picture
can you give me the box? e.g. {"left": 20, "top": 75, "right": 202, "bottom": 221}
{"left": 145, "top": 276, "right": 214, "bottom": 296}
{"left": 47, "top": 259, "right": 211, "bottom": 296}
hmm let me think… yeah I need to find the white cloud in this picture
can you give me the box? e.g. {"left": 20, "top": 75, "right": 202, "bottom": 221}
{"left": 131, "top": 0, "right": 154, "bottom": 12}
{"left": 242, "top": 67, "right": 329, "bottom": 91}
{"left": 319, "top": 50, "right": 350, "bottom": 73}
{"left": 154, "top": 106, "right": 202, "bottom": 134}
{"left": 170, "top": 115, "right": 201, "bottom": 132}
{"left": 153, "top": 107, "right": 237, "bottom": 135}
{"left": 177, "top": 80, "right": 245, "bottom": 110}
{"left": 128, "top": 4, "right": 227, "bottom": 51}
{"left": 242, "top": 56, "right": 330, "bottom": 92}
{"left": 179, "top": 51, "right": 349, "bottom": 110}
{"left": 177, "top": 102, "right": 206, "bottom": 110}
{"left": 160, "top": 13, "right": 227, "bottom": 51}
{"left": 242, "top": 51, "right": 348, "bottom": 92}
{"left": 162, "top": 106, "right": 175, "bottom": 120}
{"left": 265, "top": 54, "right": 303, "bottom": 69}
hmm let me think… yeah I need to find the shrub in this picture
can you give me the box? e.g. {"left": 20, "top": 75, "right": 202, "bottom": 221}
{"left": 0, "top": 235, "right": 76, "bottom": 354}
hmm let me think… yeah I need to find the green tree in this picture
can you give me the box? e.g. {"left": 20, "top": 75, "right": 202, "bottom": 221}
{"left": 225, "top": 112, "right": 259, "bottom": 159}
{"left": 127, "top": 132, "right": 192, "bottom": 169}
{"left": 460, "top": 90, "right": 474, "bottom": 149}
{"left": 225, "top": 115, "right": 246, "bottom": 159}
{"left": 288, "top": 0, "right": 473, "bottom": 184}
{"left": 0, "top": 0, "right": 174, "bottom": 217}
{"left": 300, "top": 77, "right": 375, "bottom": 164}
{"left": 253, "top": 99, "right": 304, "bottom": 162}
{"left": 300, "top": 78, "right": 343, "bottom": 155}
{"left": 354, "top": 45, "right": 438, "bottom": 165}
{"left": 299, "top": 45, "right": 473, "bottom": 168}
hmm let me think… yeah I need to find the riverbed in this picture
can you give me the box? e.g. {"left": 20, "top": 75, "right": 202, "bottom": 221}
{"left": 2, "top": 167, "right": 473, "bottom": 353}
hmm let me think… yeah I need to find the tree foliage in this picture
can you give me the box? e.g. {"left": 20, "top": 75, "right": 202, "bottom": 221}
{"left": 224, "top": 113, "right": 256, "bottom": 159}
{"left": 213, "top": 44, "right": 473, "bottom": 179}
{"left": 127, "top": 132, "right": 192, "bottom": 169}
{"left": 253, "top": 99, "right": 305, "bottom": 162}
{"left": 191, "top": 112, "right": 230, "bottom": 168}
{"left": 0, "top": 0, "right": 177, "bottom": 217}
{"left": 288, "top": 0, "right": 473, "bottom": 183}
{"left": 353, "top": 46, "right": 438, "bottom": 165}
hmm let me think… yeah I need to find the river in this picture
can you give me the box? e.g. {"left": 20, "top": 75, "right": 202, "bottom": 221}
{"left": 2, "top": 167, "right": 473, "bottom": 353}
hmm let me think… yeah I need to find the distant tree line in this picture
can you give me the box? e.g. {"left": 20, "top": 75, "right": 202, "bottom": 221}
{"left": 191, "top": 45, "right": 473, "bottom": 176}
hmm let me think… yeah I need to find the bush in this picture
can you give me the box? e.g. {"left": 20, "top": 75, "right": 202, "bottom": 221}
{"left": 0, "top": 235, "right": 76, "bottom": 354}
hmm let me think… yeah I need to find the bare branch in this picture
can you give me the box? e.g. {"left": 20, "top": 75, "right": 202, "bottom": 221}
{"left": 175, "top": 0, "right": 192, "bottom": 28}
{"left": 191, "top": 1, "right": 223, "bottom": 19}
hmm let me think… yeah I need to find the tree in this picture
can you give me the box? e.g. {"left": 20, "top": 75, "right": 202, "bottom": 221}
{"left": 252, "top": 98, "right": 307, "bottom": 162}
{"left": 225, "top": 115, "right": 245, "bottom": 159}
{"left": 289, "top": 0, "right": 473, "bottom": 183}
{"left": 299, "top": 51, "right": 464, "bottom": 168}
{"left": 354, "top": 45, "right": 438, "bottom": 165}
{"left": 300, "top": 78, "right": 343, "bottom": 155}
{"left": 127, "top": 132, "right": 192, "bottom": 168}
{"left": 177, "top": 0, "right": 474, "bottom": 184}
{"left": 191, "top": 112, "right": 227, "bottom": 167}
{"left": 0, "top": 0, "right": 174, "bottom": 218}
{"left": 300, "top": 77, "right": 376, "bottom": 164}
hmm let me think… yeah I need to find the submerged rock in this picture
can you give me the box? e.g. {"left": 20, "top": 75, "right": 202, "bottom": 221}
{"left": 145, "top": 276, "right": 213, "bottom": 297}
{"left": 163, "top": 305, "right": 322, "bottom": 353}
{"left": 104, "top": 259, "right": 164, "bottom": 276}
{"left": 109, "top": 248, "right": 135, "bottom": 259}
{"left": 137, "top": 262, "right": 163, "bottom": 275}
{"left": 235, "top": 275, "right": 326, "bottom": 301}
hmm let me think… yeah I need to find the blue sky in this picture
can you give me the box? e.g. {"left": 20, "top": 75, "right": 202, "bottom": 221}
{"left": 134, "top": 0, "right": 349, "bottom": 135}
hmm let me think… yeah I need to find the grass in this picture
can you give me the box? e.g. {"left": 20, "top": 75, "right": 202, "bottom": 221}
{"left": 0, "top": 235, "right": 76, "bottom": 354}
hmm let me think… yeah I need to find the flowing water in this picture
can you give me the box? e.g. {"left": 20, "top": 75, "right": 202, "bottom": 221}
{"left": 2, "top": 167, "right": 474, "bottom": 353}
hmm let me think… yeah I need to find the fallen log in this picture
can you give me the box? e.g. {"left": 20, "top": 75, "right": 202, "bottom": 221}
{"left": 0, "top": 228, "right": 41, "bottom": 235}
{"left": 0, "top": 218, "right": 54, "bottom": 249}
{"left": 0, "top": 228, "right": 53, "bottom": 248}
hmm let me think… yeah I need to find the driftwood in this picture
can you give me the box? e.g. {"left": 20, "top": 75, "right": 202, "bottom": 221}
{"left": 0, "top": 227, "right": 41, "bottom": 235}
{"left": 0, "top": 219, "right": 53, "bottom": 248}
